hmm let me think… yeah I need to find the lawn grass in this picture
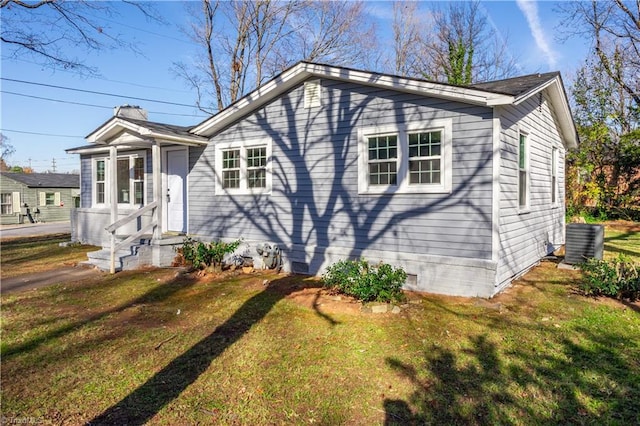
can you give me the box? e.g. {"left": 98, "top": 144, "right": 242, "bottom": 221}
{"left": 0, "top": 233, "right": 99, "bottom": 278}
{"left": 1, "top": 228, "right": 639, "bottom": 425}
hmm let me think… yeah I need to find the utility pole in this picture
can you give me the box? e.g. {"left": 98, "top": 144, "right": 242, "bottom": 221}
{"left": 28, "top": 158, "right": 32, "bottom": 168}
{"left": 51, "top": 158, "right": 57, "bottom": 172}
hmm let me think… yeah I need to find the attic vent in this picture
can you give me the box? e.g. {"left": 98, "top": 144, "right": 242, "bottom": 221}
{"left": 304, "top": 80, "right": 321, "bottom": 108}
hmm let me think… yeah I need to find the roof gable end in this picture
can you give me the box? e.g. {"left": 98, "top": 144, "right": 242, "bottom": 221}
{"left": 191, "top": 62, "right": 515, "bottom": 137}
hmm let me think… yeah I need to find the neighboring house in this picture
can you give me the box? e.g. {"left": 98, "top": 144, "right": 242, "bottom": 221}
{"left": 67, "top": 62, "right": 577, "bottom": 298}
{"left": 0, "top": 172, "right": 80, "bottom": 225}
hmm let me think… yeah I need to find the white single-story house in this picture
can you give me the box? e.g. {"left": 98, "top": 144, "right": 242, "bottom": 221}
{"left": 67, "top": 62, "right": 577, "bottom": 298}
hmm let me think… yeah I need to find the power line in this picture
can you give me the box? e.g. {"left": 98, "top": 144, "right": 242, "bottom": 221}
{"left": 1, "top": 77, "right": 197, "bottom": 108}
{"left": 2, "top": 90, "right": 208, "bottom": 118}
{"left": 1, "top": 56, "right": 193, "bottom": 94}
{"left": 2, "top": 91, "right": 112, "bottom": 110}
{"left": 0, "top": 129, "right": 85, "bottom": 138}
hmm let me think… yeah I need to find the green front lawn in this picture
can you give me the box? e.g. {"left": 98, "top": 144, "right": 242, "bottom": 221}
{"left": 1, "top": 229, "right": 639, "bottom": 425}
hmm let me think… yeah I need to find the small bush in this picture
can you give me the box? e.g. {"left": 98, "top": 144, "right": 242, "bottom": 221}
{"left": 322, "top": 259, "right": 406, "bottom": 303}
{"left": 579, "top": 254, "right": 640, "bottom": 301}
{"left": 177, "top": 237, "right": 241, "bottom": 270}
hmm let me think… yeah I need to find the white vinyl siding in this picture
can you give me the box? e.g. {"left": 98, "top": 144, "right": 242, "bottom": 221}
{"left": 497, "top": 93, "right": 566, "bottom": 291}
{"left": 191, "top": 80, "right": 491, "bottom": 264}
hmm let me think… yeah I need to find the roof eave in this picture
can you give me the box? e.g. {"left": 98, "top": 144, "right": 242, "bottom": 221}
{"left": 191, "top": 62, "right": 514, "bottom": 137}
{"left": 519, "top": 76, "right": 577, "bottom": 149}
{"left": 85, "top": 117, "right": 207, "bottom": 146}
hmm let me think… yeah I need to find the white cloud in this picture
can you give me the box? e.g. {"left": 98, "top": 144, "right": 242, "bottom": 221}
{"left": 516, "top": 0, "right": 558, "bottom": 69}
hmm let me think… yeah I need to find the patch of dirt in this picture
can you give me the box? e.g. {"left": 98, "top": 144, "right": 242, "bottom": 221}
{"left": 603, "top": 220, "right": 640, "bottom": 233}
{"left": 284, "top": 287, "right": 364, "bottom": 315}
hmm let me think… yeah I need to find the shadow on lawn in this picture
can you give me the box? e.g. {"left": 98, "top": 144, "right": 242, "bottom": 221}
{"left": 2, "top": 271, "right": 201, "bottom": 359}
{"left": 88, "top": 275, "right": 304, "bottom": 425}
{"left": 384, "top": 329, "right": 640, "bottom": 424}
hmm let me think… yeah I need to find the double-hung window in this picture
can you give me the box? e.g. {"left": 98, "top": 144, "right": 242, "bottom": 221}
{"left": 408, "top": 131, "right": 441, "bottom": 185}
{"left": 96, "top": 159, "right": 106, "bottom": 204}
{"left": 518, "top": 132, "right": 529, "bottom": 210}
{"left": 92, "top": 152, "right": 146, "bottom": 207}
{"left": 1, "top": 193, "right": 12, "bottom": 214}
{"left": 222, "top": 149, "right": 241, "bottom": 189}
{"left": 358, "top": 120, "right": 452, "bottom": 194}
{"left": 368, "top": 135, "right": 398, "bottom": 186}
{"left": 216, "top": 139, "right": 272, "bottom": 195}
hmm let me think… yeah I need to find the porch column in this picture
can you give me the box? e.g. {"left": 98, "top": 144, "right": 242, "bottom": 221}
{"left": 109, "top": 145, "right": 118, "bottom": 274}
{"left": 152, "top": 141, "right": 162, "bottom": 239}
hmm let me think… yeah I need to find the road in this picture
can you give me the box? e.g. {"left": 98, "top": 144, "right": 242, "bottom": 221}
{"left": 0, "top": 221, "right": 71, "bottom": 239}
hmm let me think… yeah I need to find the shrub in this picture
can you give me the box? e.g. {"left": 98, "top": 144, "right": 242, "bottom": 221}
{"left": 177, "top": 237, "right": 241, "bottom": 270}
{"left": 579, "top": 254, "right": 640, "bottom": 301}
{"left": 322, "top": 258, "right": 407, "bottom": 303}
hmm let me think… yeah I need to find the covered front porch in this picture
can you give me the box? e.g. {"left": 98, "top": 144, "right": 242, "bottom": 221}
{"left": 67, "top": 107, "right": 207, "bottom": 272}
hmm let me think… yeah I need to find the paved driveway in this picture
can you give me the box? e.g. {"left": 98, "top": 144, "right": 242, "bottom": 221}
{"left": 2, "top": 266, "right": 102, "bottom": 294}
{"left": 0, "top": 222, "right": 71, "bottom": 239}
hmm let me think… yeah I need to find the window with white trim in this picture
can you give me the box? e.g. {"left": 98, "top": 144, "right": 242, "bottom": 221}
{"left": 551, "top": 147, "right": 558, "bottom": 205}
{"left": 247, "top": 146, "right": 267, "bottom": 188}
{"left": 45, "top": 192, "right": 56, "bottom": 206}
{"left": 1, "top": 193, "right": 12, "bottom": 214}
{"left": 518, "top": 132, "right": 529, "bottom": 210}
{"left": 96, "top": 159, "right": 106, "bottom": 204}
{"left": 409, "top": 131, "right": 442, "bottom": 184}
{"left": 215, "top": 139, "right": 272, "bottom": 195}
{"left": 358, "top": 120, "right": 452, "bottom": 194}
{"left": 222, "top": 149, "right": 241, "bottom": 189}
{"left": 368, "top": 134, "right": 398, "bottom": 186}
{"left": 92, "top": 152, "right": 146, "bottom": 207}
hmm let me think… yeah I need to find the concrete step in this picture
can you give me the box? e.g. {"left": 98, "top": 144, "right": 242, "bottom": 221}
{"left": 85, "top": 234, "right": 159, "bottom": 272}
{"left": 85, "top": 247, "right": 140, "bottom": 272}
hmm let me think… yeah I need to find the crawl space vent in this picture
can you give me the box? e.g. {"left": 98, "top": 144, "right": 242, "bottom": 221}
{"left": 304, "top": 80, "right": 321, "bottom": 108}
{"left": 292, "top": 261, "right": 310, "bottom": 274}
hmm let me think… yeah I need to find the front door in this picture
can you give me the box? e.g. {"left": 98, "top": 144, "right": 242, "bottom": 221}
{"left": 165, "top": 149, "right": 187, "bottom": 233}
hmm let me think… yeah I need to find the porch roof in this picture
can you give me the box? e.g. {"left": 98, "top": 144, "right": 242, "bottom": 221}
{"left": 79, "top": 116, "right": 208, "bottom": 148}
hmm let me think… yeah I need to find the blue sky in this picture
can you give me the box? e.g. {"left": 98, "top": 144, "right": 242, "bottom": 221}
{"left": 0, "top": 1, "right": 590, "bottom": 173}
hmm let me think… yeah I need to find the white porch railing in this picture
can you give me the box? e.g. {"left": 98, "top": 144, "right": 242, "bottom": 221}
{"left": 105, "top": 200, "right": 158, "bottom": 273}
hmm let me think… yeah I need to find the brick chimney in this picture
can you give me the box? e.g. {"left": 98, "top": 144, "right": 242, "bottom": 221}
{"left": 114, "top": 105, "right": 148, "bottom": 120}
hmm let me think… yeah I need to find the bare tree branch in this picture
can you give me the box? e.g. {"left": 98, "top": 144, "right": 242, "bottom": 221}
{"left": 1, "top": 0, "right": 161, "bottom": 75}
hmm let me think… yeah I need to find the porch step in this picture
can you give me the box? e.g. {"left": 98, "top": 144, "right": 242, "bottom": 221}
{"left": 84, "top": 238, "right": 153, "bottom": 272}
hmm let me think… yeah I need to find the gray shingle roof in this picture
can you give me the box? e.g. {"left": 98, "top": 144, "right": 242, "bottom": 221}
{"left": 468, "top": 72, "right": 560, "bottom": 96}
{"left": 1, "top": 172, "right": 79, "bottom": 188}
{"left": 123, "top": 118, "right": 197, "bottom": 138}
